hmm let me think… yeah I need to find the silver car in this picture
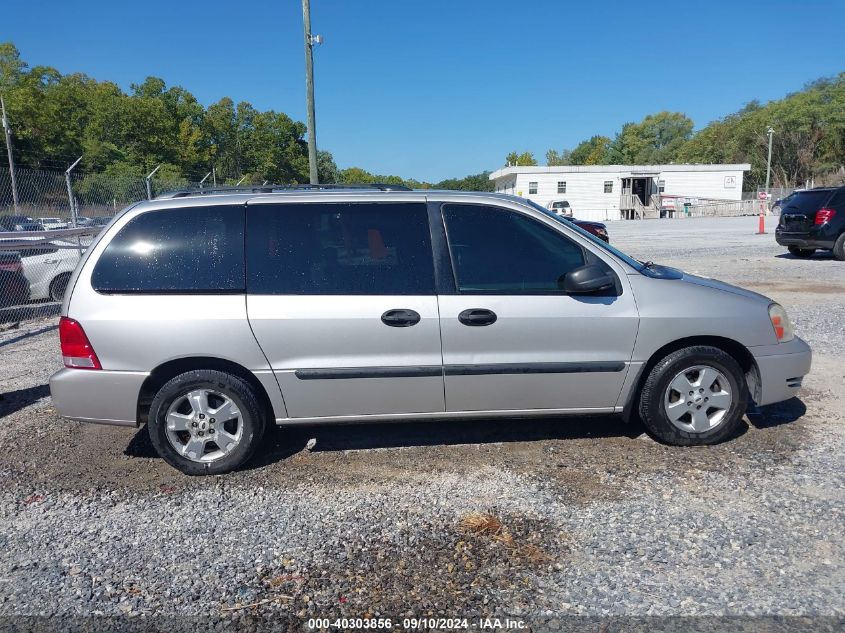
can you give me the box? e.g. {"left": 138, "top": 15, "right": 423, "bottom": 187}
{"left": 50, "top": 187, "right": 812, "bottom": 475}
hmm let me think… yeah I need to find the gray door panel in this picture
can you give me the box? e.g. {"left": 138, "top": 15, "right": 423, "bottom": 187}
{"left": 248, "top": 295, "right": 444, "bottom": 418}
{"left": 439, "top": 294, "right": 638, "bottom": 411}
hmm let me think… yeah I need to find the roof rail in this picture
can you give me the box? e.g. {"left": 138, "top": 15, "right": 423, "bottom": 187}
{"left": 158, "top": 182, "right": 412, "bottom": 199}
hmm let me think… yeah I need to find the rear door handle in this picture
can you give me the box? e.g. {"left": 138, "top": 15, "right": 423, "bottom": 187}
{"left": 381, "top": 308, "right": 421, "bottom": 327}
{"left": 458, "top": 308, "right": 497, "bottom": 327}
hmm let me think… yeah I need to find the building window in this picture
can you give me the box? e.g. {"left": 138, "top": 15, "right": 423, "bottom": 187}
{"left": 528, "top": 182, "right": 538, "bottom": 195}
{"left": 604, "top": 181, "right": 613, "bottom": 194}
{"left": 557, "top": 181, "right": 566, "bottom": 194}
{"left": 658, "top": 179, "right": 666, "bottom": 193}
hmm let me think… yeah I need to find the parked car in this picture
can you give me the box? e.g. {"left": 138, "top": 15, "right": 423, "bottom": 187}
{"left": 20, "top": 243, "right": 82, "bottom": 301}
{"left": 775, "top": 186, "right": 845, "bottom": 260}
{"left": 546, "top": 199, "right": 573, "bottom": 217}
{"left": 0, "top": 252, "right": 30, "bottom": 308}
{"left": 90, "top": 216, "right": 113, "bottom": 227}
{"left": 63, "top": 216, "right": 94, "bottom": 227}
{"left": 50, "top": 188, "right": 811, "bottom": 475}
{"left": 38, "top": 217, "right": 68, "bottom": 230}
{"left": 0, "top": 215, "right": 43, "bottom": 232}
{"left": 562, "top": 216, "right": 609, "bottom": 242}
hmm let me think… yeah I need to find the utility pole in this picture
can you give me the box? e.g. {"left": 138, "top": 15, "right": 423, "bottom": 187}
{"left": 765, "top": 127, "right": 774, "bottom": 196}
{"left": 1, "top": 94, "right": 20, "bottom": 213}
{"left": 64, "top": 156, "right": 82, "bottom": 226}
{"left": 302, "top": 0, "right": 321, "bottom": 184}
{"left": 145, "top": 164, "right": 161, "bottom": 200}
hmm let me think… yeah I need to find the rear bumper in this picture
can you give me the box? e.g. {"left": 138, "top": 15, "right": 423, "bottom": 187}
{"left": 49, "top": 368, "right": 148, "bottom": 426}
{"left": 751, "top": 337, "right": 812, "bottom": 406}
{"left": 775, "top": 228, "right": 836, "bottom": 249}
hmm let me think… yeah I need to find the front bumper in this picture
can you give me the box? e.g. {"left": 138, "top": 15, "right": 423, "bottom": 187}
{"left": 49, "top": 368, "right": 148, "bottom": 426}
{"left": 750, "top": 336, "right": 812, "bottom": 406}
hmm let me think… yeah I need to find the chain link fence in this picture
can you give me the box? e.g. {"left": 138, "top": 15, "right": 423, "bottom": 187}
{"left": 1, "top": 167, "right": 199, "bottom": 325}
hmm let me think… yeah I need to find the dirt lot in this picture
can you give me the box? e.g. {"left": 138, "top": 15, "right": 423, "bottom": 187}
{"left": 0, "top": 216, "right": 843, "bottom": 628}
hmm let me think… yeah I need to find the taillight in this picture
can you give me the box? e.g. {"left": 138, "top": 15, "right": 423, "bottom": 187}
{"left": 59, "top": 317, "right": 102, "bottom": 369}
{"left": 0, "top": 262, "right": 22, "bottom": 273}
{"left": 815, "top": 208, "right": 836, "bottom": 225}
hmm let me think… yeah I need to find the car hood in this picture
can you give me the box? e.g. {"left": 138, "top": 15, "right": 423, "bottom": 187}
{"left": 682, "top": 272, "right": 772, "bottom": 303}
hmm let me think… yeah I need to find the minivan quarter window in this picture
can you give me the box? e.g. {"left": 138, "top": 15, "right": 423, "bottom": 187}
{"left": 247, "top": 202, "right": 435, "bottom": 295}
{"left": 442, "top": 203, "right": 585, "bottom": 294}
{"left": 91, "top": 206, "right": 245, "bottom": 293}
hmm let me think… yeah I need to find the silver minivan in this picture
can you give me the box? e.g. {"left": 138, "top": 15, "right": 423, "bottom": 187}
{"left": 50, "top": 187, "right": 812, "bottom": 475}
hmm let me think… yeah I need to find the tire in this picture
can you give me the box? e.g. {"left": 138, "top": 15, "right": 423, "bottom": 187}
{"left": 49, "top": 273, "right": 71, "bottom": 302}
{"left": 788, "top": 246, "right": 815, "bottom": 258}
{"left": 638, "top": 346, "right": 747, "bottom": 446}
{"left": 833, "top": 233, "right": 845, "bottom": 262}
{"left": 147, "top": 370, "right": 266, "bottom": 475}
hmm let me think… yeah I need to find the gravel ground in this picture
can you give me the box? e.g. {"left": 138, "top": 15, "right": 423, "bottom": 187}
{"left": 0, "top": 216, "right": 843, "bottom": 629}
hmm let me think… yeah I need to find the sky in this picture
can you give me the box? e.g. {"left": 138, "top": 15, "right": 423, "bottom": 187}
{"left": 3, "top": 0, "right": 844, "bottom": 182}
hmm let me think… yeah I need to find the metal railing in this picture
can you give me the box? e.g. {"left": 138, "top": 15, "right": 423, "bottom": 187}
{"left": 619, "top": 193, "right": 659, "bottom": 219}
{"left": 670, "top": 199, "right": 761, "bottom": 218}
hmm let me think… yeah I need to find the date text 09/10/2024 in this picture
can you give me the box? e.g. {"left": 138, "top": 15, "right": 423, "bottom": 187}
{"left": 307, "top": 617, "right": 527, "bottom": 630}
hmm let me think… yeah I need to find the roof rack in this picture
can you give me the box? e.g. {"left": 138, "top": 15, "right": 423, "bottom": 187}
{"left": 158, "top": 182, "right": 412, "bottom": 199}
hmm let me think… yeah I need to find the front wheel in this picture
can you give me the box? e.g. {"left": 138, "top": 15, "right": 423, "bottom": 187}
{"left": 148, "top": 370, "right": 266, "bottom": 475}
{"left": 638, "top": 346, "right": 747, "bottom": 446}
{"left": 788, "top": 246, "right": 815, "bottom": 258}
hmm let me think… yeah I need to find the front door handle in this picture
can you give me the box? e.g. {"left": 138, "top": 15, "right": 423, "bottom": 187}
{"left": 458, "top": 308, "right": 497, "bottom": 327}
{"left": 381, "top": 308, "right": 421, "bottom": 327}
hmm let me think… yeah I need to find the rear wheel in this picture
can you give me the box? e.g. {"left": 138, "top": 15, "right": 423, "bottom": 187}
{"left": 49, "top": 273, "right": 71, "bottom": 302}
{"left": 788, "top": 246, "right": 815, "bottom": 258}
{"left": 147, "top": 370, "right": 266, "bottom": 475}
{"left": 638, "top": 346, "right": 747, "bottom": 446}
{"left": 833, "top": 233, "right": 845, "bottom": 262}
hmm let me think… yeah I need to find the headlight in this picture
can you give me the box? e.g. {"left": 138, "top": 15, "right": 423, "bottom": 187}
{"left": 768, "top": 303, "right": 794, "bottom": 342}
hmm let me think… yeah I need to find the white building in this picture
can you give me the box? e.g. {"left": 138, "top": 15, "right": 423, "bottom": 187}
{"left": 489, "top": 164, "right": 751, "bottom": 221}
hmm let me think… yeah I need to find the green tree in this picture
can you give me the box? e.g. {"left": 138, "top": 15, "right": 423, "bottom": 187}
{"left": 505, "top": 151, "right": 537, "bottom": 166}
{"left": 545, "top": 149, "right": 572, "bottom": 166}
{"left": 607, "top": 112, "right": 694, "bottom": 164}
{"left": 434, "top": 172, "right": 494, "bottom": 191}
{"left": 570, "top": 135, "right": 612, "bottom": 165}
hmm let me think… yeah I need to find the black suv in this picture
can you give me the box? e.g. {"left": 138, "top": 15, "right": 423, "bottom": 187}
{"left": 775, "top": 186, "right": 845, "bottom": 260}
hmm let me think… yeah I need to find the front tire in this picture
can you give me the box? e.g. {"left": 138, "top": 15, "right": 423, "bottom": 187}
{"left": 148, "top": 370, "right": 266, "bottom": 475}
{"left": 788, "top": 246, "right": 815, "bottom": 258}
{"left": 638, "top": 346, "right": 747, "bottom": 446}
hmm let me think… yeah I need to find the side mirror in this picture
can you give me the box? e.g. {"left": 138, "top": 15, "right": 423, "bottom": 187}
{"left": 561, "top": 264, "right": 615, "bottom": 294}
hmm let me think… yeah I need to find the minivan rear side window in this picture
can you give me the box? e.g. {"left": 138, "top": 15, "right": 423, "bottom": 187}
{"left": 91, "top": 206, "right": 245, "bottom": 293}
{"left": 247, "top": 202, "right": 435, "bottom": 295}
{"left": 442, "top": 204, "right": 585, "bottom": 294}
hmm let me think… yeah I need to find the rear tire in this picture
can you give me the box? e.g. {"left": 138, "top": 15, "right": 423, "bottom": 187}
{"left": 638, "top": 346, "right": 747, "bottom": 446}
{"left": 788, "top": 246, "right": 816, "bottom": 259}
{"left": 788, "top": 246, "right": 815, "bottom": 258}
{"left": 833, "top": 233, "right": 845, "bottom": 262}
{"left": 148, "top": 370, "right": 266, "bottom": 475}
{"left": 49, "top": 273, "right": 71, "bottom": 302}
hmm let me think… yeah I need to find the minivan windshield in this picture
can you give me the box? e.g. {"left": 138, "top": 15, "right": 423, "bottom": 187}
{"left": 525, "top": 200, "right": 645, "bottom": 271}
